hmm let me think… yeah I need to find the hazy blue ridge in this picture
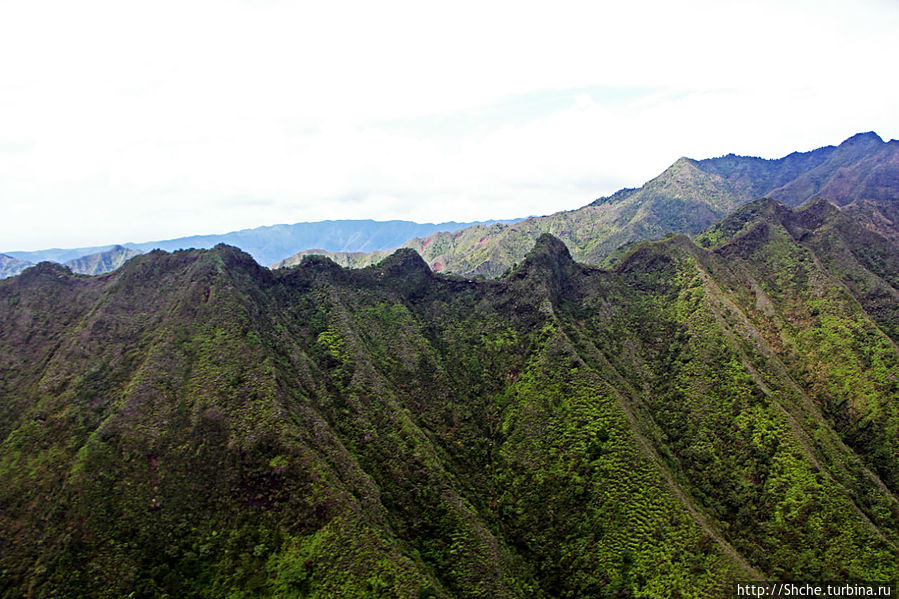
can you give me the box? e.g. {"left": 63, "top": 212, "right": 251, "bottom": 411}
{"left": 0, "top": 253, "right": 33, "bottom": 278}
{"left": 3, "top": 218, "right": 521, "bottom": 272}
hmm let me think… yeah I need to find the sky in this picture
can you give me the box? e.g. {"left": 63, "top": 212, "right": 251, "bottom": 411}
{"left": 1, "top": 0, "right": 897, "bottom": 251}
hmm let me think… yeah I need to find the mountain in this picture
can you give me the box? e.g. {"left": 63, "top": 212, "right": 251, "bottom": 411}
{"left": 2, "top": 198, "right": 897, "bottom": 597}
{"left": 0, "top": 254, "right": 31, "bottom": 278}
{"left": 2, "top": 245, "right": 123, "bottom": 266}
{"left": 2, "top": 246, "right": 144, "bottom": 280}
{"left": 4, "top": 218, "right": 520, "bottom": 273}
{"left": 63, "top": 245, "right": 144, "bottom": 276}
{"left": 276, "top": 132, "right": 898, "bottom": 277}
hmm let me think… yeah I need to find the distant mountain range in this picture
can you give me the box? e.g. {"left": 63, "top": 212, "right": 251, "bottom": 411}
{"left": 0, "top": 219, "right": 519, "bottom": 278}
{"left": 5, "top": 132, "right": 894, "bottom": 283}
{"left": 276, "top": 132, "right": 898, "bottom": 276}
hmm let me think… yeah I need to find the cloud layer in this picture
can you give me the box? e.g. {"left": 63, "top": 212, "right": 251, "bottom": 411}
{"left": 1, "top": 0, "right": 897, "bottom": 250}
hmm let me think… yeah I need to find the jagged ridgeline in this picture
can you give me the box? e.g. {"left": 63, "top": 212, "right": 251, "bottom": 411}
{"left": 1, "top": 199, "right": 898, "bottom": 597}
{"left": 275, "top": 131, "right": 899, "bottom": 278}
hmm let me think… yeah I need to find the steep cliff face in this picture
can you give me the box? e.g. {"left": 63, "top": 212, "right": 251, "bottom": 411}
{"left": 2, "top": 200, "right": 898, "bottom": 596}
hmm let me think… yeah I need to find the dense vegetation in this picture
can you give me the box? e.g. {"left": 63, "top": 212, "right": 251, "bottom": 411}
{"left": 2, "top": 194, "right": 897, "bottom": 597}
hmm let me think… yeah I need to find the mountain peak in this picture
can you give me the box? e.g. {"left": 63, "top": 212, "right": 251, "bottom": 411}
{"left": 18, "top": 261, "right": 73, "bottom": 281}
{"left": 658, "top": 157, "right": 700, "bottom": 177}
{"left": 377, "top": 247, "right": 431, "bottom": 274}
{"left": 372, "top": 248, "right": 434, "bottom": 290}
{"left": 528, "top": 233, "right": 574, "bottom": 262}
{"left": 512, "top": 234, "right": 578, "bottom": 290}
{"left": 840, "top": 131, "right": 884, "bottom": 147}
{"left": 365, "top": 247, "right": 434, "bottom": 299}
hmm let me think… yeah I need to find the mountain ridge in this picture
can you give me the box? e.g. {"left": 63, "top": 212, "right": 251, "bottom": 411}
{"left": 276, "top": 133, "right": 899, "bottom": 277}
{"left": 4, "top": 198, "right": 896, "bottom": 596}
{"left": 2, "top": 218, "right": 521, "bottom": 277}
{"left": 63, "top": 245, "right": 145, "bottom": 276}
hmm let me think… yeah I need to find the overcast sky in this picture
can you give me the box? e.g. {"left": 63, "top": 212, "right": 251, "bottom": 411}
{"left": 1, "top": 0, "right": 897, "bottom": 251}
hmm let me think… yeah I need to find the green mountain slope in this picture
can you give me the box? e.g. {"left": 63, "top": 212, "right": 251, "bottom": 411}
{"left": 63, "top": 245, "right": 144, "bottom": 275}
{"left": 2, "top": 199, "right": 898, "bottom": 597}
{"left": 276, "top": 133, "right": 898, "bottom": 278}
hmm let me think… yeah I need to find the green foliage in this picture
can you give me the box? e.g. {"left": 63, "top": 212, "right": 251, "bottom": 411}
{"left": 2, "top": 195, "right": 899, "bottom": 598}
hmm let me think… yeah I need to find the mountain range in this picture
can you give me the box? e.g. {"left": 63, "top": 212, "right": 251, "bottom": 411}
{"left": 1, "top": 219, "right": 519, "bottom": 279}
{"left": 6, "top": 133, "right": 894, "bottom": 283}
{"left": 275, "top": 132, "right": 898, "bottom": 277}
{"left": 1, "top": 133, "right": 897, "bottom": 597}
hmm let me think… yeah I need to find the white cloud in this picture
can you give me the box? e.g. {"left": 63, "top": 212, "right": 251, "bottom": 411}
{"left": 0, "top": 0, "right": 897, "bottom": 249}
